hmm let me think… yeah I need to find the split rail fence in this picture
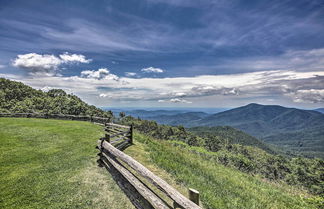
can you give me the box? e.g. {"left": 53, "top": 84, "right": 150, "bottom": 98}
{"left": 98, "top": 123, "right": 202, "bottom": 209}
{"left": 0, "top": 113, "right": 110, "bottom": 124}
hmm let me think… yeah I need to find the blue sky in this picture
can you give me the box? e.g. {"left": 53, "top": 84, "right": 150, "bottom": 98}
{"left": 0, "top": 0, "right": 324, "bottom": 108}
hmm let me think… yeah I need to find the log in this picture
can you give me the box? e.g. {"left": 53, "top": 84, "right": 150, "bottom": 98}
{"left": 100, "top": 152, "right": 171, "bottom": 209}
{"left": 98, "top": 140, "right": 202, "bottom": 209}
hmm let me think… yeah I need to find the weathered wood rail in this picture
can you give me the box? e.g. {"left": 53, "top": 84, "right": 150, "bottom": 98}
{"left": 98, "top": 125, "right": 202, "bottom": 209}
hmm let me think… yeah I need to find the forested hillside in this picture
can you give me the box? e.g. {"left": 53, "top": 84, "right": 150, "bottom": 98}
{"left": 120, "top": 116, "right": 324, "bottom": 196}
{"left": 0, "top": 78, "right": 112, "bottom": 117}
{"left": 189, "top": 126, "right": 277, "bottom": 154}
{"left": 189, "top": 103, "right": 324, "bottom": 158}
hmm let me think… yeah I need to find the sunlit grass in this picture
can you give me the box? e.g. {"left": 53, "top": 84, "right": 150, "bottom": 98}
{"left": 129, "top": 132, "right": 319, "bottom": 209}
{"left": 0, "top": 118, "right": 135, "bottom": 209}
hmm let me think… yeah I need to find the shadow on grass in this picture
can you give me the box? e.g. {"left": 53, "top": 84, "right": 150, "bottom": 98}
{"left": 97, "top": 141, "right": 172, "bottom": 209}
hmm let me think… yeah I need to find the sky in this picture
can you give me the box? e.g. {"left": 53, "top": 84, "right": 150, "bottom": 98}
{"left": 0, "top": 0, "right": 324, "bottom": 109}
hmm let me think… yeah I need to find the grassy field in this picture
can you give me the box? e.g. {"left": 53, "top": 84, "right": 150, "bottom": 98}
{"left": 0, "top": 118, "right": 136, "bottom": 209}
{"left": 0, "top": 118, "right": 320, "bottom": 209}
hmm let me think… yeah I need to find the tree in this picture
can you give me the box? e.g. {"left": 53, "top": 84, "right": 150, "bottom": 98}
{"left": 119, "top": 112, "right": 126, "bottom": 118}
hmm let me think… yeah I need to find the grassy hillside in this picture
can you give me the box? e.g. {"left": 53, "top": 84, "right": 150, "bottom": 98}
{"left": 126, "top": 132, "right": 322, "bottom": 209}
{"left": 121, "top": 116, "right": 323, "bottom": 196}
{"left": 0, "top": 78, "right": 111, "bottom": 117}
{"left": 0, "top": 118, "right": 135, "bottom": 209}
{"left": 1, "top": 118, "right": 321, "bottom": 209}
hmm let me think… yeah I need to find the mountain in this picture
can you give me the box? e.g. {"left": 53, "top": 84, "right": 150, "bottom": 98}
{"left": 314, "top": 108, "right": 324, "bottom": 114}
{"left": 189, "top": 126, "right": 277, "bottom": 154}
{"left": 191, "top": 103, "right": 324, "bottom": 158}
{"left": 117, "top": 109, "right": 187, "bottom": 118}
{"left": 146, "top": 112, "right": 210, "bottom": 126}
{"left": 0, "top": 78, "right": 111, "bottom": 117}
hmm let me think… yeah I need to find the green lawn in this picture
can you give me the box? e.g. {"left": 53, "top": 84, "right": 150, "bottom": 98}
{"left": 0, "top": 118, "right": 135, "bottom": 209}
{"left": 0, "top": 118, "right": 320, "bottom": 209}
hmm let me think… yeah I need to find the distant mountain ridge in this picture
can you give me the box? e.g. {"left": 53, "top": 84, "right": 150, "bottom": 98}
{"left": 314, "top": 108, "right": 324, "bottom": 114}
{"left": 122, "top": 103, "right": 324, "bottom": 158}
{"left": 189, "top": 126, "right": 277, "bottom": 154}
{"left": 191, "top": 103, "right": 324, "bottom": 158}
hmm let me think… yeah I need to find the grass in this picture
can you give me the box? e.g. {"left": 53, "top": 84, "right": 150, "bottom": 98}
{"left": 127, "top": 132, "right": 320, "bottom": 209}
{"left": 0, "top": 118, "right": 135, "bottom": 209}
{"left": 0, "top": 118, "right": 320, "bottom": 209}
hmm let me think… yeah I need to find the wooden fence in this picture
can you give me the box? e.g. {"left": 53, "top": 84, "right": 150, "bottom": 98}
{"left": 104, "top": 123, "right": 133, "bottom": 145}
{"left": 0, "top": 113, "right": 110, "bottom": 124}
{"left": 98, "top": 123, "right": 202, "bottom": 209}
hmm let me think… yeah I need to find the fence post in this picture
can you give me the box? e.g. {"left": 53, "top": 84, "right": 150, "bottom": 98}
{"left": 105, "top": 133, "right": 110, "bottom": 143}
{"left": 130, "top": 124, "right": 134, "bottom": 144}
{"left": 189, "top": 188, "right": 199, "bottom": 206}
{"left": 173, "top": 201, "right": 181, "bottom": 209}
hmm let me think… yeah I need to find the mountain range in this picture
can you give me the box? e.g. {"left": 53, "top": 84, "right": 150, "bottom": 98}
{"left": 123, "top": 103, "right": 324, "bottom": 158}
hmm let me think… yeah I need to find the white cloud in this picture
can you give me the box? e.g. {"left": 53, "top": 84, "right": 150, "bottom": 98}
{"left": 288, "top": 89, "right": 324, "bottom": 103}
{"left": 159, "top": 98, "right": 192, "bottom": 103}
{"left": 170, "top": 98, "right": 192, "bottom": 103}
{"left": 12, "top": 52, "right": 91, "bottom": 74}
{"left": 41, "top": 86, "right": 54, "bottom": 92}
{"left": 12, "top": 53, "right": 62, "bottom": 72}
{"left": 59, "top": 52, "right": 91, "bottom": 63}
{"left": 81, "top": 68, "right": 119, "bottom": 80}
{"left": 99, "top": 93, "right": 112, "bottom": 98}
{"left": 141, "top": 67, "right": 164, "bottom": 73}
{"left": 125, "top": 72, "right": 137, "bottom": 77}
{"left": 0, "top": 64, "right": 6, "bottom": 69}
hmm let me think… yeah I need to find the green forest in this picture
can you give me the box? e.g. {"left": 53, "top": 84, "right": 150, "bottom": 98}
{"left": 0, "top": 78, "right": 112, "bottom": 118}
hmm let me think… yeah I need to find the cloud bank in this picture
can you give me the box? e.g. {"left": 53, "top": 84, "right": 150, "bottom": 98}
{"left": 2, "top": 70, "right": 323, "bottom": 107}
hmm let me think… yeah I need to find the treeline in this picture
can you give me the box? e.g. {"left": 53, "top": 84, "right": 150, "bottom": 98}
{"left": 120, "top": 116, "right": 324, "bottom": 196}
{"left": 0, "top": 78, "right": 112, "bottom": 118}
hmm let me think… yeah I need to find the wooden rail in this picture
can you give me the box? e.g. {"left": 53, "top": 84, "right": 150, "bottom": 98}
{"left": 0, "top": 113, "right": 111, "bottom": 124}
{"left": 104, "top": 123, "right": 133, "bottom": 144}
{"left": 97, "top": 140, "right": 202, "bottom": 209}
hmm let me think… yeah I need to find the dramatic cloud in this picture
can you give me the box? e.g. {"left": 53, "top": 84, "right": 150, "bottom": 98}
{"left": 125, "top": 72, "right": 137, "bottom": 77}
{"left": 12, "top": 52, "right": 91, "bottom": 74}
{"left": 81, "top": 68, "right": 119, "bottom": 80}
{"left": 141, "top": 67, "right": 164, "bottom": 73}
{"left": 2, "top": 70, "right": 324, "bottom": 107}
